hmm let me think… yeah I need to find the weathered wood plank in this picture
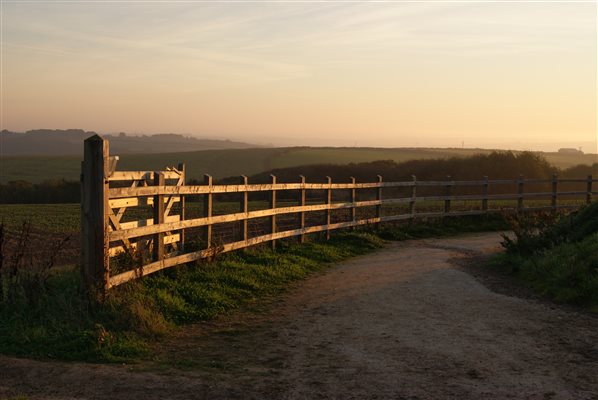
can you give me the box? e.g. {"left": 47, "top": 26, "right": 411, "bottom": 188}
{"left": 153, "top": 172, "right": 165, "bottom": 261}
{"left": 118, "top": 215, "right": 180, "bottom": 230}
{"left": 299, "top": 175, "right": 306, "bottom": 243}
{"left": 517, "top": 175, "right": 524, "bottom": 211}
{"left": 203, "top": 175, "right": 213, "bottom": 249}
{"left": 240, "top": 175, "right": 248, "bottom": 242}
{"left": 109, "top": 200, "right": 381, "bottom": 242}
{"left": 178, "top": 162, "right": 186, "bottom": 251}
{"left": 551, "top": 174, "right": 558, "bottom": 213}
{"left": 444, "top": 176, "right": 451, "bottom": 214}
{"left": 109, "top": 178, "right": 564, "bottom": 199}
{"left": 375, "top": 175, "right": 382, "bottom": 229}
{"left": 409, "top": 175, "right": 417, "bottom": 217}
{"left": 108, "top": 182, "right": 384, "bottom": 198}
{"left": 482, "top": 176, "right": 489, "bottom": 213}
{"left": 81, "top": 135, "right": 110, "bottom": 298}
{"left": 586, "top": 175, "right": 592, "bottom": 204}
{"left": 108, "top": 196, "right": 180, "bottom": 209}
{"left": 109, "top": 216, "right": 384, "bottom": 287}
{"left": 109, "top": 234, "right": 181, "bottom": 257}
{"left": 270, "top": 175, "right": 277, "bottom": 249}
{"left": 350, "top": 177, "right": 356, "bottom": 231}
{"left": 109, "top": 170, "right": 180, "bottom": 181}
{"left": 325, "top": 176, "right": 332, "bottom": 240}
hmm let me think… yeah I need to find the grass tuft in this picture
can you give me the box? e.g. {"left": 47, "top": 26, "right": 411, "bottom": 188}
{"left": 0, "top": 216, "right": 507, "bottom": 362}
{"left": 493, "top": 202, "right": 598, "bottom": 310}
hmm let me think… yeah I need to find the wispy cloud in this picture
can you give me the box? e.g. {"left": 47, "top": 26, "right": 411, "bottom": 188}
{"left": 2, "top": 1, "right": 595, "bottom": 148}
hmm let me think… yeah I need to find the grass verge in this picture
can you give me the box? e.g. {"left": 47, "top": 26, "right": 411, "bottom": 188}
{"left": 0, "top": 231, "right": 384, "bottom": 362}
{"left": 490, "top": 202, "right": 598, "bottom": 311}
{"left": 0, "top": 215, "right": 508, "bottom": 362}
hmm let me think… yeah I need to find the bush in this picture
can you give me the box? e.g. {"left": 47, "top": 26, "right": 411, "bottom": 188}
{"left": 497, "top": 202, "right": 598, "bottom": 310}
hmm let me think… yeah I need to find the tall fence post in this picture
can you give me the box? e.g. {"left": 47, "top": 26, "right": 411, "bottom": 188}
{"left": 444, "top": 175, "right": 452, "bottom": 215}
{"left": 410, "top": 175, "right": 417, "bottom": 219}
{"left": 153, "top": 172, "right": 165, "bottom": 261}
{"left": 240, "top": 175, "right": 248, "bottom": 242}
{"left": 517, "top": 175, "right": 524, "bottom": 212}
{"left": 482, "top": 176, "right": 489, "bottom": 213}
{"left": 551, "top": 174, "right": 558, "bottom": 214}
{"left": 326, "top": 176, "right": 332, "bottom": 240}
{"left": 270, "top": 174, "right": 277, "bottom": 249}
{"left": 376, "top": 175, "right": 382, "bottom": 228}
{"left": 178, "top": 162, "right": 186, "bottom": 252}
{"left": 299, "top": 175, "right": 306, "bottom": 243}
{"left": 204, "top": 174, "right": 213, "bottom": 249}
{"left": 81, "top": 135, "right": 110, "bottom": 298}
{"left": 350, "top": 176, "right": 356, "bottom": 230}
{"left": 587, "top": 175, "right": 593, "bottom": 205}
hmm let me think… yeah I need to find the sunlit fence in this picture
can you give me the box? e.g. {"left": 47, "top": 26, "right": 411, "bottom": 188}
{"left": 81, "top": 135, "right": 596, "bottom": 296}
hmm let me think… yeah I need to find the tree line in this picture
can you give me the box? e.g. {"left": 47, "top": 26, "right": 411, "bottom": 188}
{"left": 2, "top": 151, "right": 596, "bottom": 204}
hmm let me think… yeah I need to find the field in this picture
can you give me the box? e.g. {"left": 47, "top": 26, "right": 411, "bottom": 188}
{"left": 3, "top": 146, "right": 596, "bottom": 183}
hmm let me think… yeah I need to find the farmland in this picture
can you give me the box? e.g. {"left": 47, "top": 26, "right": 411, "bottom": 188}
{"left": 2, "top": 146, "right": 596, "bottom": 183}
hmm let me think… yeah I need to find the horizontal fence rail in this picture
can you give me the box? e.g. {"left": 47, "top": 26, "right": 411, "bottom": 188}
{"left": 80, "top": 136, "right": 597, "bottom": 296}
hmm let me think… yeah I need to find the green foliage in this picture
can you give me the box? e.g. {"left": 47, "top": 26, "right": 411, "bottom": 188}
{"left": 2, "top": 147, "right": 594, "bottom": 185}
{"left": 0, "top": 230, "right": 384, "bottom": 362}
{"left": 377, "top": 215, "right": 509, "bottom": 241}
{"left": 245, "top": 151, "right": 557, "bottom": 184}
{"left": 0, "top": 179, "right": 80, "bottom": 204}
{"left": 0, "top": 216, "right": 502, "bottom": 362}
{"left": 501, "top": 202, "right": 598, "bottom": 255}
{"left": 0, "top": 204, "right": 80, "bottom": 233}
{"left": 496, "top": 202, "right": 598, "bottom": 309}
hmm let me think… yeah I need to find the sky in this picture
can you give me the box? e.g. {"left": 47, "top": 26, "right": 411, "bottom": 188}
{"left": 1, "top": 0, "right": 597, "bottom": 152}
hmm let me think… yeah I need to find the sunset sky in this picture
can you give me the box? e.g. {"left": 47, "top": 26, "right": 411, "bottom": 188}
{"left": 1, "top": 1, "right": 596, "bottom": 151}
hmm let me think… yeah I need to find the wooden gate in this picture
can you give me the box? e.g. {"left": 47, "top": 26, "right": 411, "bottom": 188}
{"left": 81, "top": 135, "right": 596, "bottom": 297}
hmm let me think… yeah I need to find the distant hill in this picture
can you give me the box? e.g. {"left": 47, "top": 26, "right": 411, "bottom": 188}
{"left": 0, "top": 129, "right": 259, "bottom": 156}
{"left": 1, "top": 146, "right": 596, "bottom": 184}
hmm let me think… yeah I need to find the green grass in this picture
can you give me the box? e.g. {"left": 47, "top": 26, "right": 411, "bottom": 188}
{"left": 0, "top": 231, "right": 384, "bottom": 362}
{"left": 492, "top": 202, "right": 598, "bottom": 310}
{"left": 0, "top": 203, "right": 80, "bottom": 233}
{"left": 0, "top": 212, "right": 510, "bottom": 363}
{"left": 3, "top": 146, "right": 595, "bottom": 183}
{"left": 0, "top": 199, "right": 578, "bottom": 234}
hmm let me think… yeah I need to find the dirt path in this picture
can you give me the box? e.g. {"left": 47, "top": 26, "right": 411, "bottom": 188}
{"left": 1, "top": 232, "right": 597, "bottom": 399}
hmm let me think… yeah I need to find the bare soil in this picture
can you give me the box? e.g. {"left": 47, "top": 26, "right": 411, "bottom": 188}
{"left": 1, "top": 232, "right": 597, "bottom": 400}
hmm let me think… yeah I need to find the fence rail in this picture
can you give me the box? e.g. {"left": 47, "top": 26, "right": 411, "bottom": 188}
{"left": 80, "top": 135, "right": 596, "bottom": 296}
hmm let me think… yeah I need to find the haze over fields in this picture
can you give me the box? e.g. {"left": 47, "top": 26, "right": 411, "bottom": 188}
{"left": 0, "top": 129, "right": 258, "bottom": 156}
{"left": 1, "top": 2, "right": 596, "bottom": 152}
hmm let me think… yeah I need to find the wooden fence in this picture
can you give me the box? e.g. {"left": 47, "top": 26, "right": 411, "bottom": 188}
{"left": 81, "top": 135, "right": 597, "bottom": 296}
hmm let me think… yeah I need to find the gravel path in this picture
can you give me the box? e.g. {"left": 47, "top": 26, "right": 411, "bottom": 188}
{"left": 1, "top": 232, "right": 597, "bottom": 399}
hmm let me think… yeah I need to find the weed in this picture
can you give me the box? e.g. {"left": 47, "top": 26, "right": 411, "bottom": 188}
{"left": 494, "top": 202, "right": 598, "bottom": 310}
{"left": 0, "top": 215, "right": 507, "bottom": 361}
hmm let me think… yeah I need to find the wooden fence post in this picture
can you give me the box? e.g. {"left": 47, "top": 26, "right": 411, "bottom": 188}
{"left": 81, "top": 135, "right": 110, "bottom": 298}
{"left": 551, "top": 174, "right": 558, "bottom": 214}
{"left": 444, "top": 175, "right": 452, "bottom": 214}
{"left": 350, "top": 177, "right": 356, "bottom": 230}
{"left": 178, "top": 163, "right": 186, "bottom": 252}
{"left": 517, "top": 175, "right": 524, "bottom": 212}
{"left": 240, "top": 175, "right": 248, "bottom": 242}
{"left": 204, "top": 174, "right": 213, "bottom": 249}
{"left": 410, "top": 175, "right": 417, "bottom": 219}
{"left": 153, "top": 172, "right": 165, "bottom": 261}
{"left": 299, "top": 175, "right": 306, "bottom": 243}
{"left": 270, "top": 175, "right": 277, "bottom": 249}
{"left": 326, "top": 176, "right": 332, "bottom": 240}
{"left": 587, "top": 175, "right": 593, "bottom": 205}
{"left": 376, "top": 175, "right": 382, "bottom": 228}
{"left": 482, "top": 176, "right": 489, "bottom": 213}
